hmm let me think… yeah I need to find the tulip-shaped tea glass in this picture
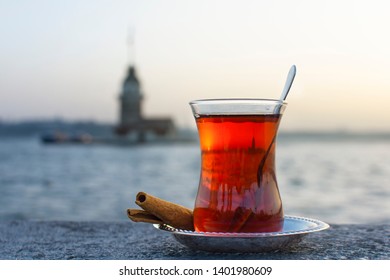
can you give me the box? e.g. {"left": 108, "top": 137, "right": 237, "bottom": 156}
{"left": 190, "top": 99, "right": 287, "bottom": 233}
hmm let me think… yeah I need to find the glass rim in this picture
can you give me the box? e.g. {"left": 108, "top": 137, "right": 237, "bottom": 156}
{"left": 189, "top": 98, "right": 287, "bottom": 116}
{"left": 189, "top": 98, "right": 287, "bottom": 105}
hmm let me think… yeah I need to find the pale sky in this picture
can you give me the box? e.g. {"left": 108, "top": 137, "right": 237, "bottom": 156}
{"left": 1, "top": 0, "right": 390, "bottom": 132}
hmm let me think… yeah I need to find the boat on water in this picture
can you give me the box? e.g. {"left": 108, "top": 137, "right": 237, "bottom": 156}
{"left": 40, "top": 129, "right": 197, "bottom": 146}
{"left": 41, "top": 132, "right": 93, "bottom": 144}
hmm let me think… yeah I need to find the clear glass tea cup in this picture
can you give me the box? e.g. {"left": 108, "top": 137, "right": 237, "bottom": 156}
{"left": 190, "top": 99, "right": 286, "bottom": 233}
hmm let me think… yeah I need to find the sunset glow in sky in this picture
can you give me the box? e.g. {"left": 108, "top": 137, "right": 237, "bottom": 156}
{"left": 1, "top": 0, "right": 390, "bottom": 131}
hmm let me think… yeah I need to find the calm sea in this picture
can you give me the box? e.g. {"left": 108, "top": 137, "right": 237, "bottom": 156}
{"left": 0, "top": 135, "right": 389, "bottom": 224}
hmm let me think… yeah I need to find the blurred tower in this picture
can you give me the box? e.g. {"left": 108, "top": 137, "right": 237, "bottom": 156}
{"left": 115, "top": 29, "right": 175, "bottom": 141}
{"left": 119, "top": 66, "right": 143, "bottom": 126}
{"left": 115, "top": 66, "right": 175, "bottom": 140}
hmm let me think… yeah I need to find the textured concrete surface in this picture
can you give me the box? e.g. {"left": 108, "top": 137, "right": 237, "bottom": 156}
{"left": 0, "top": 221, "right": 388, "bottom": 260}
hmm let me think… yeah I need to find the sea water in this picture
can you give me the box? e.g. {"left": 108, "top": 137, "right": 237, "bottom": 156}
{"left": 0, "top": 135, "right": 389, "bottom": 224}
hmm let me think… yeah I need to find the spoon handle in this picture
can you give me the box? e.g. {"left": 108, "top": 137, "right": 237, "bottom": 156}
{"left": 280, "top": 65, "right": 296, "bottom": 101}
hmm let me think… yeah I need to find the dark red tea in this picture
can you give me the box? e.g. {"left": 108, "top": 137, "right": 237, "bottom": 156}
{"left": 193, "top": 114, "right": 284, "bottom": 233}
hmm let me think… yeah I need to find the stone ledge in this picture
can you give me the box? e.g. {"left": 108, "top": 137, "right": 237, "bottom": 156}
{"left": 0, "top": 221, "right": 388, "bottom": 260}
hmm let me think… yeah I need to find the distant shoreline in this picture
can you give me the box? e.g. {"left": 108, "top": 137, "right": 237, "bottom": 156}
{"left": 0, "top": 119, "right": 389, "bottom": 140}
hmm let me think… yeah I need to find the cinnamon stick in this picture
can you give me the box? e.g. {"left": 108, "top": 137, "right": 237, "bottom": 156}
{"left": 134, "top": 192, "right": 194, "bottom": 231}
{"left": 127, "top": 209, "right": 163, "bottom": 224}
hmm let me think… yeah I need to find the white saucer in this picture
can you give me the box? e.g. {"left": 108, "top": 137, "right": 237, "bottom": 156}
{"left": 154, "top": 215, "right": 329, "bottom": 253}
